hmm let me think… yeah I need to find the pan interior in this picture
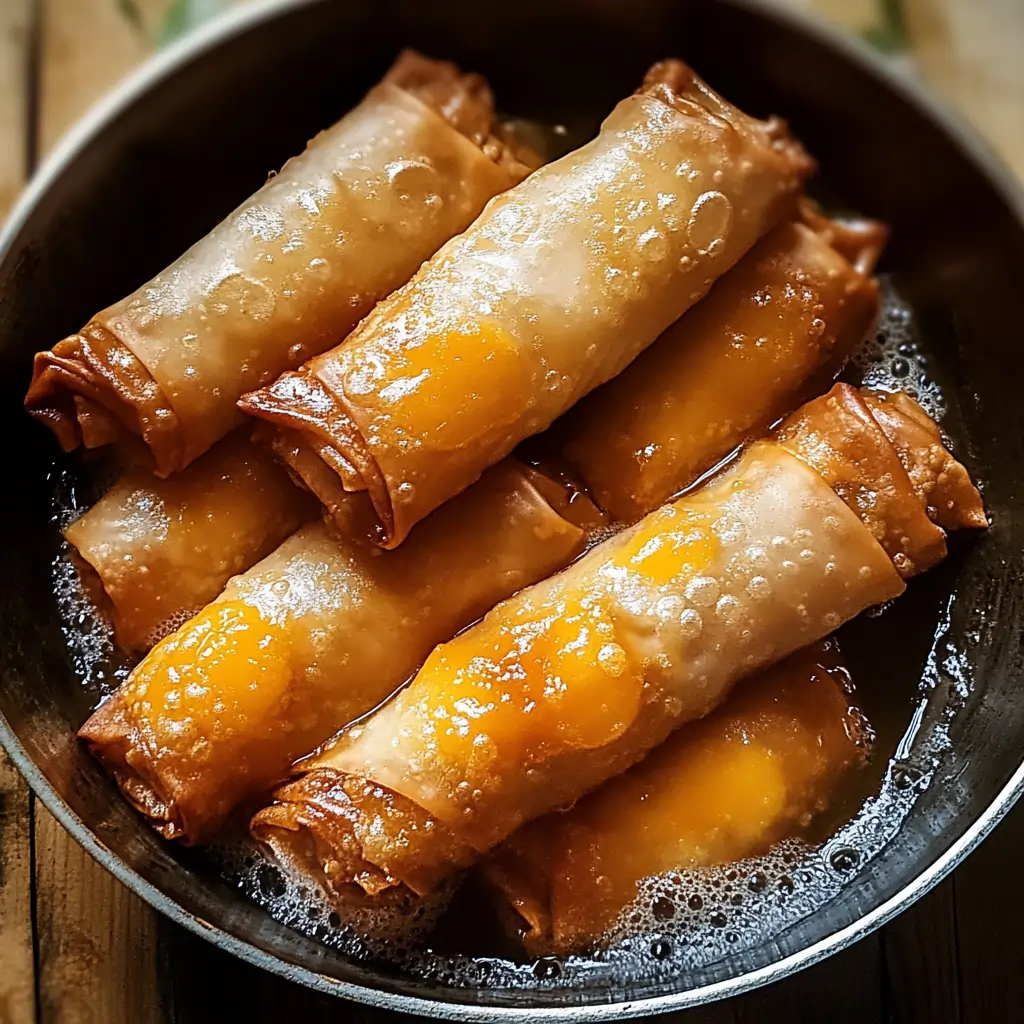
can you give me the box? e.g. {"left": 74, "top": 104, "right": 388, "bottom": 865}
{"left": 1, "top": 0, "right": 1022, "bottom": 1013}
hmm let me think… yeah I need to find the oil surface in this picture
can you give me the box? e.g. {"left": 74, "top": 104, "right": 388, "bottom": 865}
{"left": 51, "top": 279, "right": 980, "bottom": 991}
{"left": 50, "top": 462, "right": 130, "bottom": 697}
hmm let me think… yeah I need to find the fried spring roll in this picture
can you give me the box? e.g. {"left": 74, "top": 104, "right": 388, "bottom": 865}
{"left": 78, "top": 460, "right": 597, "bottom": 843}
{"left": 860, "top": 389, "right": 987, "bottom": 531}
{"left": 27, "top": 51, "right": 538, "bottom": 475}
{"left": 65, "top": 434, "right": 317, "bottom": 651}
{"left": 482, "top": 640, "right": 866, "bottom": 955}
{"left": 559, "top": 209, "right": 885, "bottom": 522}
{"left": 240, "top": 59, "right": 813, "bottom": 547}
{"left": 778, "top": 386, "right": 951, "bottom": 577}
{"left": 252, "top": 385, "right": 983, "bottom": 904}
{"left": 69, "top": 204, "right": 883, "bottom": 655}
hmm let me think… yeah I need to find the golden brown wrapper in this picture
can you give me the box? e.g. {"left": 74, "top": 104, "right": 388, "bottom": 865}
{"left": 65, "top": 434, "right": 317, "bottom": 651}
{"left": 79, "top": 459, "right": 596, "bottom": 844}
{"left": 481, "top": 640, "right": 866, "bottom": 955}
{"left": 240, "top": 58, "right": 813, "bottom": 548}
{"left": 860, "top": 389, "right": 987, "bottom": 531}
{"left": 26, "top": 51, "right": 537, "bottom": 475}
{"left": 559, "top": 209, "right": 884, "bottom": 522}
{"left": 251, "top": 386, "right": 984, "bottom": 908}
{"left": 778, "top": 384, "right": 951, "bottom": 577}
{"left": 254, "top": 773, "right": 476, "bottom": 902}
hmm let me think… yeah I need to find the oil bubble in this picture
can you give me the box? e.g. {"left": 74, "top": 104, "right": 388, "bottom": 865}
{"left": 532, "top": 957, "right": 562, "bottom": 981}
{"left": 650, "top": 939, "right": 673, "bottom": 960}
{"left": 829, "top": 847, "right": 861, "bottom": 873}
{"left": 652, "top": 896, "right": 676, "bottom": 921}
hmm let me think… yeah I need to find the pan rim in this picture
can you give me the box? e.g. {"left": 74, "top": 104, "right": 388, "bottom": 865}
{"left": 2, "top": 0, "right": 1023, "bottom": 1017}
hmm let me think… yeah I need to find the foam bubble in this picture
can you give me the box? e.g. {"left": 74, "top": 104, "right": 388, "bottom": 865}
{"left": 595, "top": 765, "right": 933, "bottom": 970}
{"left": 143, "top": 607, "right": 197, "bottom": 650}
{"left": 210, "top": 838, "right": 451, "bottom": 958}
{"left": 50, "top": 463, "right": 130, "bottom": 696}
{"left": 847, "top": 278, "right": 946, "bottom": 420}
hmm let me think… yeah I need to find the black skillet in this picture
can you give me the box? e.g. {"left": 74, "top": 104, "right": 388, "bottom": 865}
{"left": 1, "top": 0, "right": 1022, "bottom": 1018}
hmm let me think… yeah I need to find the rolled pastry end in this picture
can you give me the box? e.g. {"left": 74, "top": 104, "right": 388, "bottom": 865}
{"left": 640, "top": 58, "right": 815, "bottom": 181}
{"left": 383, "top": 49, "right": 542, "bottom": 177}
{"left": 251, "top": 770, "right": 476, "bottom": 907}
{"left": 778, "top": 383, "right": 949, "bottom": 578}
{"left": 798, "top": 198, "right": 889, "bottom": 276}
{"left": 778, "top": 383, "right": 987, "bottom": 579}
{"left": 250, "top": 418, "right": 389, "bottom": 543}
{"left": 859, "top": 388, "right": 987, "bottom": 532}
{"left": 241, "top": 376, "right": 397, "bottom": 544}
{"left": 25, "top": 324, "right": 182, "bottom": 475}
{"left": 78, "top": 694, "right": 187, "bottom": 842}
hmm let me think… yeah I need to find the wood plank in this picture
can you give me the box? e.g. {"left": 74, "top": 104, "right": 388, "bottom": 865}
{"left": 34, "top": 803, "right": 164, "bottom": 1024}
{"left": 0, "top": 0, "right": 30, "bottom": 220}
{"left": 0, "top": 5, "right": 36, "bottom": 1023}
{"left": 38, "top": 0, "right": 163, "bottom": 156}
{"left": 0, "top": 751, "right": 36, "bottom": 1024}
{"left": 953, "top": 800, "right": 1024, "bottom": 1024}
{"left": 903, "top": 0, "right": 1024, "bottom": 182}
{"left": 881, "top": 877, "right": 960, "bottom": 1024}
{"left": 777, "top": 0, "right": 883, "bottom": 35}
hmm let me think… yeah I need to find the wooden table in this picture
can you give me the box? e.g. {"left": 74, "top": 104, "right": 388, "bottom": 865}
{"left": 1, "top": 2, "right": 1022, "bottom": 1021}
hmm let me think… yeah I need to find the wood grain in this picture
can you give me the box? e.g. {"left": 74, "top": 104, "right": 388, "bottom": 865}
{"left": 0, "top": 752, "right": 35, "bottom": 1024}
{"left": 38, "top": 0, "right": 163, "bottom": 155}
{"left": 34, "top": 804, "right": 163, "bottom": 1024}
{"left": 904, "top": 0, "right": 1024, "bottom": 181}
{"left": 0, "top": 0, "right": 30, "bottom": 219}
{"left": 0, "top": 5, "right": 35, "bottom": 1023}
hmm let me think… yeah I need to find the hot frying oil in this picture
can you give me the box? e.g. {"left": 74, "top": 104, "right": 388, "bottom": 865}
{"left": 52, "top": 279, "right": 981, "bottom": 991}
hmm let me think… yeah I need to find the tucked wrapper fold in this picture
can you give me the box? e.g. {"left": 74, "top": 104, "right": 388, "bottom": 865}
{"left": 240, "top": 59, "right": 813, "bottom": 547}
{"left": 776, "top": 385, "right": 977, "bottom": 577}
{"left": 559, "top": 207, "right": 885, "bottom": 522}
{"left": 27, "top": 51, "right": 537, "bottom": 475}
{"left": 251, "top": 385, "right": 984, "bottom": 907}
{"left": 65, "top": 434, "right": 317, "bottom": 651}
{"left": 860, "top": 389, "right": 987, "bottom": 531}
{"left": 481, "top": 640, "right": 866, "bottom": 955}
{"left": 79, "top": 459, "right": 597, "bottom": 843}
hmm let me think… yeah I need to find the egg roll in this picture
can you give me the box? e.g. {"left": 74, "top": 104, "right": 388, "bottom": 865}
{"left": 65, "top": 434, "right": 317, "bottom": 651}
{"left": 482, "top": 640, "right": 866, "bottom": 955}
{"left": 252, "top": 384, "right": 983, "bottom": 904}
{"left": 777, "top": 385, "right": 951, "bottom": 577}
{"left": 240, "top": 59, "right": 813, "bottom": 547}
{"left": 859, "top": 389, "right": 987, "bottom": 531}
{"left": 559, "top": 208, "right": 885, "bottom": 522}
{"left": 78, "top": 460, "right": 596, "bottom": 843}
{"left": 26, "top": 51, "right": 537, "bottom": 475}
